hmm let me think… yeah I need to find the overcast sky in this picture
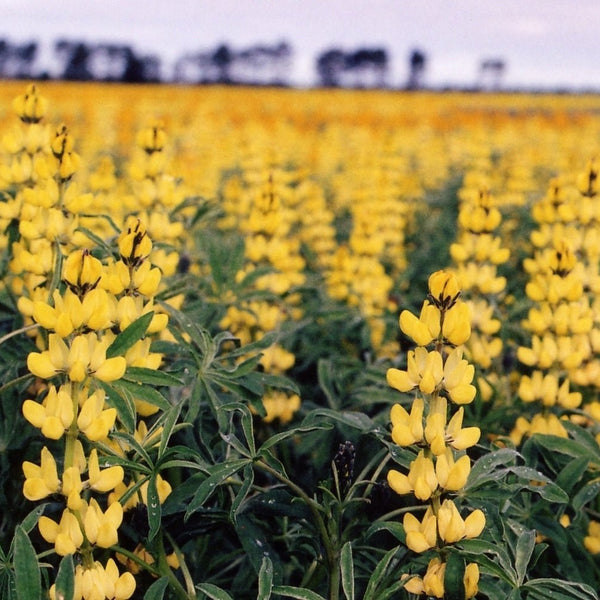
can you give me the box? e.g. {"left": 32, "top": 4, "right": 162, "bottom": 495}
{"left": 2, "top": 0, "right": 599, "bottom": 89}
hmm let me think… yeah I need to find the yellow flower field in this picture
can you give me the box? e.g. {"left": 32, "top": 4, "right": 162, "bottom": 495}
{"left": 2, "top": 80, "right": 600, "bottom": 599}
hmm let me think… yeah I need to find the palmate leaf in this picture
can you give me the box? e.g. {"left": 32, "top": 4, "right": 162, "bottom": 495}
{"left": 146, "top": 473, "right": 162, "bottom": 542}
{"left": 573, "top": 477, "right": 600, "bottom": 514}
{"left": 457, "top": 538, "right": 517, "bottom": 587}
{"left": 144, "top": 576, "right": 169, "bottom": 600}
{"left": 54, "top": 554, "right": 75, "bottom": 600}
{"left": 444, "top": 550, "right": 466, "bottom": 600}
{"left": 463, "top": 447, "right": 520, "bottom": 491}
{"left": 258, "top": 556, "right": 274, "bottom": 600}
{"left": 301, "top": 408, "right": 374, "bottom": 432}
{"left": 13, "top": 527, "right": 40, "bottom": 600}
{"left": 258, "top": 423, "right": 333, "bottom": 453}
{"left": 362, "top": 546, "right": 405, "bottom": 600}
{"left": 235, "top": 514, "right": 282, "bottom": 585}
{"left": 520, "top": 579, "right": 598, "bottom": 600}
{"left": 555, "top": 456, "right": 589, "bottom": 495}
{"left": 196, "top": 582, "right": 234, "bottom": 600}
{"left": 123, "top": 366, "right": 183, "bottom": 387}
{"left": 340, "top": 542, "right": 354, "bottom": 600}
{"left": 106, "top": 312, "right": 154, "bottom": 359}
{"left": 523, "top": 427, "right": 600, "bottom": 470}
{"left": 98, "top": 379, "right": 136, "bottom": 433}
{"left": 514, "top": 529, "right": 536, "bottom": 587}
{"left": 271, "top": 586, "right": 326, "bottom": 600}
{"left": 185, "top": 459, "right": 251, "bottom": 519}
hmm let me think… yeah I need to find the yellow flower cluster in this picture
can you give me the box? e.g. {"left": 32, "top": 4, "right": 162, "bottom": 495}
{"left": 220, "top": 164, "right": 304, "bottom": 423}
{"left": 513, "top": 160, "right": 600, "bottom": 442}
{"left": 1, "top": 86, "right": 180, "bottom": 599}
{"left": 450, "top": 183, "right": 508, "bottom": 408}
{"left": 386, "top": 270, "right": 483, "bottom": 598}
{"left": 324, "top": 137, "right": 413, "bottom": 356}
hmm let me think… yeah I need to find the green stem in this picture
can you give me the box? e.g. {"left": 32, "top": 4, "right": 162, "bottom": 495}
{"left": 155, "top": 531, "right": 193, "bottom": 600}
{"left": 64, "top": 381, "right": 81, "bottom": 471}
{"left": 165, "top": 530, "right": 196, "bottom": 599}
{"left": 110, "top": 545, "right": 161, "bottom": 578}
{"left": 255, "top": 458, "right": 339, "bottom": 600}
{"left": 355, "top": 449, "right": 389, "bottom": 502}
{"left": 0, "top": 323, "right": 39, "bottom": 347}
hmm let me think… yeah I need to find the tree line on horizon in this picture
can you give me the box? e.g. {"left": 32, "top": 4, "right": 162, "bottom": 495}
{"left": 0, "top": 36, "right": 508, "bottom": 90}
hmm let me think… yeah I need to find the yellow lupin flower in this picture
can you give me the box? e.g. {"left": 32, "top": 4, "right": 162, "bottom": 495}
{"left": 118, "top": 216, "right": 152, "bottom": 267}
{"left": 441, "top": 301, "right": 472, "bottom": 346}
{"left": 399, "top": 302, "right": 441, "bottom": 346}
{"left": 136, "top": 121, "right": 167, "bottom": 153}
{"left": 49, "top": 559, "right": 136, "bottom": 600}
{"left": 428, "top": 270, "right": 461, "bottom": 311}
{"left": 22, "top": 384, "right": 74, "bottom": 440}
{"left": 27, "top": 333, "right": 126, "bottom": 383}
{"left": 403, "top": 508, "right": 437, "bottom": 553}
{"left": 424, "top": 397, "right": 480, "bottom": 455}
{"left": 445, "top": 406, "right": 481, "bottom": 450}
{"left": 464, "top": 562, "right": 480, "bottom": 598}
{"left": 108, "top": 474, "right": 172, "bottom": 511}
{"left": 39, "top": 509, "right": 84, "bottom": 556}
{"left": 77, "top": 388, "right": 118, "bottom": 442}
{"left": 130, "top": 259, "right": 162, "bottom": 297}
{"left": 390, "top": 399, "right": 425, "bottom": 446}
{"left": 584, "top": 521, "right": 600, "bottom": 554}
{"left": 262, "top": 390, "right": 302, "bottom": 424}
{"left": 435, "top": 448, "right": 471, "bottom": 491}
{"left": 528, "top": 412, "right": 568, "bottom": 438}
{"left": 406, "top": 557, "right": 479, "bottom": 599}
{"left": 22, "top": 446, "right": 60, "bottom": 501}
{"left": 442, "top": 347, "right": 476, "bottom": 404}
{"left": 388, "top": 450, "right": 438, "bottom": 501}
{"left": 63, "top": 249, "right": 103, "bottom": 296}
{"left": 437, "top": 499, "right": 485, "bottom": 544}
{"left": 387, "top": 347, "right": 443, "bottom": 395}
{"left": 83, "top": 497, "right": 123, "bottom": 548}
{"left": 12, "top": 84, "right": 48, "bottom": 123}
{"left": 62, "top": 466, "right": 84, "bottom": 510}
{"left": 87, "top": 448, "right": 124, "bottom": 493}
{"left": 518, "top": 371, "right": 582, "bottom": 408}
{"left": 33, "top": 287, "right": 112, "bottom": 337}
{"left": 421, "top": 557, "right": 445, "bottom": 598}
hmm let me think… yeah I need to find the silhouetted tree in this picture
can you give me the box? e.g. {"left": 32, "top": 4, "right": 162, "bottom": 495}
{"left": 316, "top": 48, "right": 346, "bottom": 87}
{"left": 316, "top": 47, "right": 388, "bottom": 88}
{"left": 272, "top": 41, "right": 292, "bottom": 85}
{"left": 122, "top": 48, "right": 161, "bottom": 83}
{"left": 56, "top": 40, "right": 93, "bottom": 81}
{"left": 212, "top": 44, "right": 232, "bottom": 84}
{"left": 0, "top": 39, "right": 38, "bottom": 79}
{"left": 478, "top": 58, "right": 506, "bottom": 90}
{"left": 230, "top": 41, "right": 292, "bottom": 86}
{"left": 407, "top": 48, "right": 427, "bottom": 89}
{"left": 345, "top": 47, "right": 388, "bottom": 88}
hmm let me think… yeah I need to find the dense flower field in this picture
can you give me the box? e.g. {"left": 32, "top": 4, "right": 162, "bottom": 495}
{"left": 1, "top": 80, "right": 600, "bottom": 599}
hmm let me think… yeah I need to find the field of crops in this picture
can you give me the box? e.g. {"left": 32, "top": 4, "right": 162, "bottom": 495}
{"left": 2, "top": 80, "right": 600, "bottom": 599}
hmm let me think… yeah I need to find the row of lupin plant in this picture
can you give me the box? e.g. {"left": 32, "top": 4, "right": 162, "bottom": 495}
{"left": 450, "top": 180, "right": 509, "bottom": 401}
{"left": 385, "top": 270, "right": 484, "bottom": 598}
{"left": 219, "top": 159, "right": 304, "bottom": 423}
{"left": 1, "top": 85, "right": 184, "bottom": 599}
{"left": 514, "top": 167, "right": 598, "bottom": 442}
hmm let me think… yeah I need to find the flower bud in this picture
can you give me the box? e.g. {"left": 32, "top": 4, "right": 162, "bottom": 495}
{"left": 428, "top": 270, "right": 461, "bottom": 310}
{"left": 13, "top": 84, "right": 48, "bottom": 123}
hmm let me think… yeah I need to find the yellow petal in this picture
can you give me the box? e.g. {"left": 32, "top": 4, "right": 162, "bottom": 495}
{"left": 387, "top": 469, "right": 411, "bottom": 495}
